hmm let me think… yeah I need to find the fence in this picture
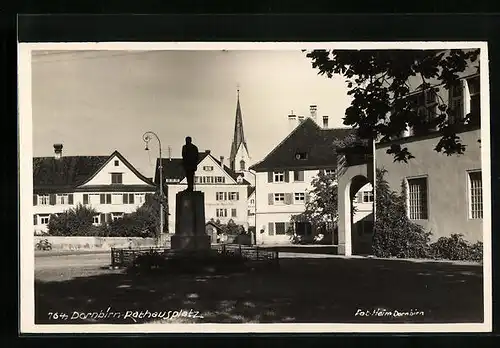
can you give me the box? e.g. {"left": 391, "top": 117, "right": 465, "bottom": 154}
{"left": 111, "top": 244, "right": 279, "bottom": 269}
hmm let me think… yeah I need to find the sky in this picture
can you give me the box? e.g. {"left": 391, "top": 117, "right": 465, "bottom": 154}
{"left": 31, "top": 49, "right": 352, "bottom": 177}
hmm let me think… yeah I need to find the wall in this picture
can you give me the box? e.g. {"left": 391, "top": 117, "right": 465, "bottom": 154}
{"left": 80, "top": 155, "right": 148, "bottom": 186}
{"left": 34, "top": 236, "right": 157, "bottom": 251}
{"left": 376, "top": 128, "right": 482, "bottom": 242}
{"left": 33, "top": 192, "right": 152, "bottom": 233}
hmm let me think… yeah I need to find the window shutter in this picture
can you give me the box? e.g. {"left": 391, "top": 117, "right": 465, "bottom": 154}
{"left": 33, "top": 215, "right": 37, "bottom": 225}
{"left": 129, "top": 194, "right": 135, "bottom": 204}
{"left": 123, "top": 194, "right": 128, "bottom": 204}
{"left": 356, "top": 192, "right": 362, "bottom": 203}
{"left": 106, "top": 213, "right": 112, "bottom": 223}
{"left": 268, "top": 222, "right": 275, "bottom": 236}
{"left": 268, "top": 172, "right": 273, "bottom": 183}
{"left": 49, "top": 194, "right": 56, "bottom": 205}
{"left": 285, "top": 222, "right": 290, "bottom": 233}
{"left": 68, "top": 194, "right": 74, "bottom": 205}
{"left": 100, "top": 194, "right": 105, "bottom": 204}
{"left": 100, "top": 213, "right": 105, "bottom": 224}
{"left": 83, "top": 194, "right": 89, "bottom": 205}
{"left": 284, "top": 171, "right": 290, "bottom": 182}
{"left": 285, "top": 193, "right": 292, "bottom": 205}
{"left": 236, "top": 192, "right": 239, "bottom": 200}
{"left": 33, "top": 194, "right": 38, "bottom": 206}
{"left": 268, "top": 193, "right": 274, "bottom": 205}
{"left": 299, "top": 171, "right": 304, "bottom": 181}
{"left": 106, "top": 194, "right": 111, "bottom": 203}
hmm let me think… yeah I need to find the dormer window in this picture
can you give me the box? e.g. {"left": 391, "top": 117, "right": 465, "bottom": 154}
{"left": 237, "top": 176, "right": 243, "bottom": 183}
{"left": 295, "top": 152, "right": 308, "bottom": 160}
{"left": 111, "top": 173, "right": 123, "bottom": 184}
{"left": 114, "top": 160, "right": 119, "bottom": 166}
{"left": 203, "top": 166, "right": 214, "bottom": 171}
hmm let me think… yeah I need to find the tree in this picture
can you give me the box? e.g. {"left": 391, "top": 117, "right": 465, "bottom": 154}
{"left": 305, "top": 49, "right": 480, "bottom": 162}
{"left": 47, "top": 204, "right": 98, "bottom": 236}
{"left": 290, "top": 170, "right": 338, "bottom": 233}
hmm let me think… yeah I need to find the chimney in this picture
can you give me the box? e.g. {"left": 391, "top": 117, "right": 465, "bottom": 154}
{"left": 288, "top": 112, "right": 297, "bottom": 132}
{"left": 205, "top": 150, "right": 211, "bottom": 155}
{"left": 220, "top": 156, "right": 225, "bottom": 167}
{"left": 322, "top": 115, "right": 329, "bottom": 129}
{"left": 310, "top": 105, "right": 318, "bottom": 122}
{"left": 53, "top": 144, "right": 63, "bottom": 159}
{"left": 298, "top": 115, "right": 305, "bottom": 123}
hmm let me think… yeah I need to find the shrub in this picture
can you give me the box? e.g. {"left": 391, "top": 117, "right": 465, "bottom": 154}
{"left": 372, "top": 168, "right": 432, "bottom": 259}
{"left": 429, "top": 234, "right": 483, "bottom": 262}
{"left": 47, "top": 204, "right": 97, "bottom": 236}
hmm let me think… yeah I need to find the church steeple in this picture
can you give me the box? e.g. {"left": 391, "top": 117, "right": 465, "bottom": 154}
{"left": 229, "top": 86, "right": 250, "bottom": 172}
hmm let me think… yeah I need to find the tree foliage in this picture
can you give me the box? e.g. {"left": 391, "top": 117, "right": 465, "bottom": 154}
{"left": 48, "top": 204, "right": 99, "bottom": 236}
{"left": 372, "top": 168, "right": 432, "bottom": 258}
{"left": 306, "top": 49, "right": 480, "bottom": 162}
{"left": 291, "top": 170, "right": 338, "bottom": 231}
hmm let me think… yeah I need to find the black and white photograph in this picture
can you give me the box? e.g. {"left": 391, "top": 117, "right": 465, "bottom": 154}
{"left": 18, "top": 42, "right": 491, "bottom": 333}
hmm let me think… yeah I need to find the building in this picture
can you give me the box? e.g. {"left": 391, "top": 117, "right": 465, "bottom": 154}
{"left": 32, "top": 144, "right": 157, "bottom": 234}
{"left": 247, "top": 186, "right": 256, "bottom": 229}
{"left": 336, "top": 49, "right": 483, "bottom": 256}
{"left": 229, "top": 88, "right": 254, "bottom": 186}
{"left": 250, "top": 106, "right": 373, "bottom": 245}
{"left": 155, "top": 150, "right": 251, "bottom": 234}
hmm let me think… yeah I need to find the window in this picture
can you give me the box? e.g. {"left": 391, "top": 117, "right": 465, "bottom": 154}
{"left": 112, "top": 194, "right": 123, "bottom": 205}
{"left": 293, "top": 170, "right": 304, "bottom": 182}
{"left": 325, "top": 169, "right": 335, "bottom": 176}
{"left": 111, "top": 213, "right": 124, "bottom": 221}
{"left": 274, "top": 193, "right": 285, "bottom": 203}
{"left": 275, "top": 222, "right": 286, "bottom": 235}
{"left": 203, "top": 166, "right": 214, "bottom": 171}
{"left": 38, "top": 194, "right": 49, "bottom": 205}
{"left": 294, "top": 192, "right": 305, "bottom": 203}
{"left": 83, "top": 194, "right": 89, "bottom": 205}
{"left": 467, "top": 75, "right": 480, "bottom": 123}
{"left": 240, "top": 160, "right": 246, "bottom": 171}
{"left": 273, "top": 171, "right": 285, "bottom": 182}
{"left": 216, "top": 208, "right": 228, "bottom": 218}
{"left": 295, "top": 152, "right": 308, "bottom": 160}
{"left": 114, "top": 160, "right": 119, "bottom": 166}
{"left": 469, "top": 171, "right": 483, "bottom": 219}
{"left": 362, "top": 191, "right": 374, "bottom": 203}
{"left": 250, "top": 199, "right": 255, "bottom": 205}
{"left": 92, "top": 215, "right": 100, "bottom": 224}
{"left": 215, "top": 176, "right": 225, "bottom": 183}
{"left": 40, "top": 215, "right": 50, "bottom": 225}
{"left": 229, "top": 192, "right": 239, "bottom": 201}
{"left": 409, "top": 89, "right": 438, "bottom": 133}
{"left": 449, "top": 83, "right": 464, "bottom": 124}
{"left": 136, "top": 194, "right": 145, "bottom": 204}
{"left": 123, "top": 193, "right": 135, "bottom": 204}
{"left": 407, "top": 177, "right": 428, "bottom": 220}
{"left": 216, "top": 192, "right": 226, "bottom": 201}
{"left": 56, "top": 194, "right": 69, "bottom": 205}
{"left": 100, "top": 193, "right": 112, "bottom": 204}
{"left": 111, "top": 173, "right": 123, "bottom": 184}
{"left": 231, "top": 208, "right": 237, "bottom": 217}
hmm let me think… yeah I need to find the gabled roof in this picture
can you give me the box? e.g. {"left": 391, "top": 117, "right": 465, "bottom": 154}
{"left": 33, "top": 155, "right": 109, "bottom": 190}
{"left": 155, "top": 151, "right": 250, "bottom": 185}
{"left": 249, "top": 118, "right": 355, "bottom": 172}
{"left": 33, "top": 150, "right": 155, "bottom": 192}
{"left": 247, "top": 186, "right": 256, "bottom": 198}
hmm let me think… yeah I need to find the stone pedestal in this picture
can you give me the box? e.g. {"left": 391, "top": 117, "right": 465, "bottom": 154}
{"left": 171, "top": 190, "right": 211, "bottom": 250}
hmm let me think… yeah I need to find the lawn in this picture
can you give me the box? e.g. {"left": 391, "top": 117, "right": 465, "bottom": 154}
{"left": 35, "top": 256, "right": 484, "bottom": 324}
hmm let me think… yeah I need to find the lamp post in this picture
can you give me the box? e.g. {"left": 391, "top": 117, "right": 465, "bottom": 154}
{"left": 143, "top": 131, "right": 163, "bottom": 245}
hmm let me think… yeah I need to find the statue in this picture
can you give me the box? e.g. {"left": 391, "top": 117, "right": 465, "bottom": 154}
{"left": 182, "top": 136, "right": 199, "bottom": 192}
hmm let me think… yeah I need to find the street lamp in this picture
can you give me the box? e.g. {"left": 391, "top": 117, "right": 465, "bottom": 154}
{"left": 143, "top": 131, "right": 163, "bottom": 245}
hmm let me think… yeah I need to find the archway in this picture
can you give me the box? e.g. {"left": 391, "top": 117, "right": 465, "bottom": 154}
{"left": 337, "top": 168, "right": 374, "bottom": 256}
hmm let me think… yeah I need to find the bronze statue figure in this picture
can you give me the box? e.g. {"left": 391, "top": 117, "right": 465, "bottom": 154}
{"left": 182, "top": 136, "right": 199, "bottom": 192}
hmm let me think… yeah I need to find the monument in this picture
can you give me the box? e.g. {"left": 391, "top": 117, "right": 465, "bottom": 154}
{"left": 171, "top": 137, "right": 211, "bottom": 250}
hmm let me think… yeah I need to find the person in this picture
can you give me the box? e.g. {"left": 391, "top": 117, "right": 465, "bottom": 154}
{"left": 181, "top": 136, "right": 199, "bottom": 192}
